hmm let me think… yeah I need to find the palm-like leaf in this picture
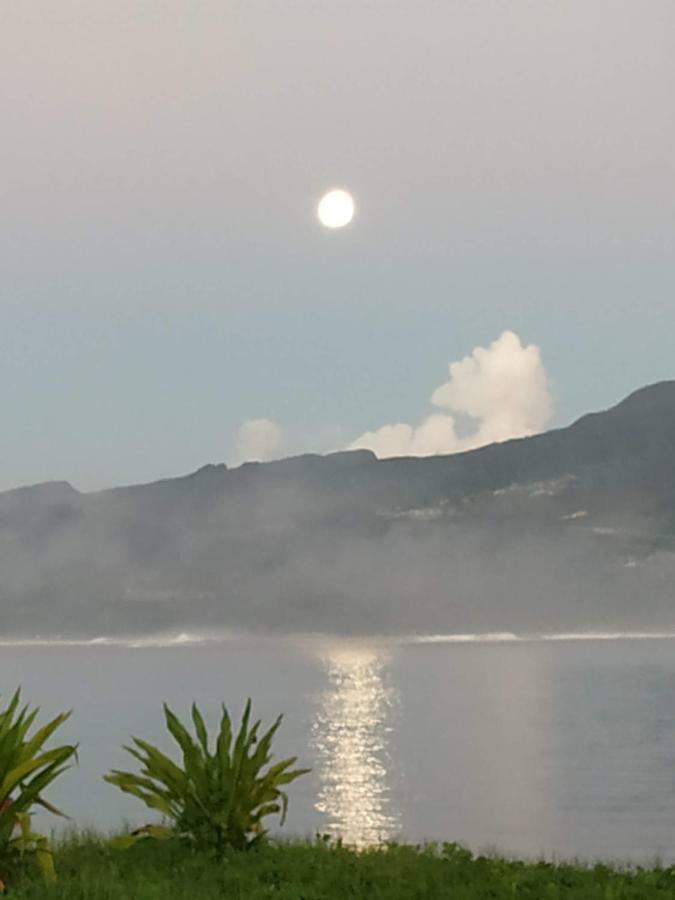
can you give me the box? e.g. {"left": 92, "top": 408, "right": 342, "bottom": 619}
{"left": 0, "top": 690, "right": 77, "bottom": 885}
{"left": 105, "top": 699, "right": 309, "bottom": 853}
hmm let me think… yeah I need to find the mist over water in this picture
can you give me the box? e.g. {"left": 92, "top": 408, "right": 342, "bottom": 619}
{"left": 4, "top": 382, "right": 675, "bottom": 642}
{"left": 5, "top": 634, "right": 675, "bottom": 861}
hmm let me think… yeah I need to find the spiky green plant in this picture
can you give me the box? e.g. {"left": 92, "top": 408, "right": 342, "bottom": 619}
{"left": 105, "top": 700, "right": 310, "bottom": 853}
{"left": 0, "top": 690, "right": 77, "bottom": 887}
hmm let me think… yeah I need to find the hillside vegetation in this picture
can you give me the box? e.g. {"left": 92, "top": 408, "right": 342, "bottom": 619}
{"left": 2, "top": 382, "right": 675, "bottom": 636}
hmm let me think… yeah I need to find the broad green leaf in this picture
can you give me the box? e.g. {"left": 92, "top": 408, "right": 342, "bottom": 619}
{"left": 191, "top": 704, "right": 210, "bottom": 757}
{"left": 20, "top": 712, "right": 72, "bottom": 764}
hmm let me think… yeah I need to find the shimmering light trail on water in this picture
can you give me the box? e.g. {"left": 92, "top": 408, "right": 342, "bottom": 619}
{"left": 311, "top": 644, "right": 400, "bottom": 846}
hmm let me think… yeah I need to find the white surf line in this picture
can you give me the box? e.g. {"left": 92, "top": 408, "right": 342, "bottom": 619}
{"left": 411, "top": 631, "right": 675, "bottom": 644}
{"left": 4, "top": 631, "right": 675, "bottom": 649}
{"left": 412, "top": 632, "right": 520, "bottom": 644}
{"left": 540, "top": 631, "right": 675, "bottom": 641}
{"left": 0, "top": 632, "right": 214, "bottom": 648}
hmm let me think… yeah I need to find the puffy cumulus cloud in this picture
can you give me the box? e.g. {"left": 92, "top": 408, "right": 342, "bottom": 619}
{"left": 350, "top": 415, "right": 458, "bottom": 459}
{"left": 234, "top": 418, "right": 285, "bottom": 464}
{"left": 349, "top": 331, "right": 553, "bottom": 458}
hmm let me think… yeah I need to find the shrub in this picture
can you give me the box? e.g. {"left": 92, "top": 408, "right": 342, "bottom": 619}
{"left": 105, "top": 699, "right": 310, "bottom": 853}
{"left": 0, "top": 690, "right": 77, "bottom": 889}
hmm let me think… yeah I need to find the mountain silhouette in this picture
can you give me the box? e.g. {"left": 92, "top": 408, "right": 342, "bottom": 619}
{"left": 2, "top": 382, "right": 674, "bottom": 637}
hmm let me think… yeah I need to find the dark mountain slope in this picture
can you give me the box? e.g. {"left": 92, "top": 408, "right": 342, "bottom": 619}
{"left": 1, "top": 382, "right": 674, "bottom": 636}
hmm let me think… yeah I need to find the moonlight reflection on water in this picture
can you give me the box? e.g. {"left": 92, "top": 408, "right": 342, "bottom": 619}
{"left": 311, "top": 644, "right": 400, "bottom": 846}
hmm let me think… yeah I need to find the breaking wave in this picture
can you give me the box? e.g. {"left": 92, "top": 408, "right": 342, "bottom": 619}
{"left": 0, "top": 631, "right": 227, "bottom": 649}
{"left": 410, "top": 631, "right": 675, "bottom": 644}
{"left": 3, "top": 630, "right": 675, "bottom": 649}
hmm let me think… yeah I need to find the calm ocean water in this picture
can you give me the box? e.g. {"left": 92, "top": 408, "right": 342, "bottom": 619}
{"left": 2, "top": 633, "right": 675, "bottom": 862}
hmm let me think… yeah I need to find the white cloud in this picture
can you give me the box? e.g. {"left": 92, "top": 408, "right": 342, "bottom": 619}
{"left": 349, "top": 331, "right": 553, "bottom": 458}
{"left": 234, "top": 418, "right": 285, "bottom": 464}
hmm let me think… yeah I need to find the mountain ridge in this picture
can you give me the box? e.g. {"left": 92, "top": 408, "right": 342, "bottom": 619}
{"left": 6, "top": 379, "right": 674, "bottom": 501}
{"left": 1, "top": 380, "right": 674, "bottom": 637}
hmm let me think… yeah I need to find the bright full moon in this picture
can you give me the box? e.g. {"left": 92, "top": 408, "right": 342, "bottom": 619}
{"left": 317, "top": 189, "right": 355, "bottom": 228}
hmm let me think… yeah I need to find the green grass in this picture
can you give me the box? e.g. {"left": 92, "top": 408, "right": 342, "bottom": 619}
{"left": 5, "top": 834, "right": 675, "bottom": 899}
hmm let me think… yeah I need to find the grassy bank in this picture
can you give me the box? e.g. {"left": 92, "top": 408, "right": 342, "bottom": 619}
{"left": 5, "top": 835, "right": 675, "bottom": 899}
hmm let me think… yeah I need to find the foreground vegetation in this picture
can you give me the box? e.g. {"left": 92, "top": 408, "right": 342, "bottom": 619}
{"left": 3, "top": 689, "right": 675, "bottom": 897}
{"left": 0, "top": 691, "right": 77, "bottom": 887}
{"left": 5, "top": 834, "right": 675, "bottom": 899}
{"left": 0, "top": 692, "right": 308, "bottom": 887}
{"left": 105, "top": 700, "right": 309, "bottom": 853}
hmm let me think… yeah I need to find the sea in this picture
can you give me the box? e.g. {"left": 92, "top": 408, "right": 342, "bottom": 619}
{"left": 2, "top": 631, "right": 675, "bottom": 863}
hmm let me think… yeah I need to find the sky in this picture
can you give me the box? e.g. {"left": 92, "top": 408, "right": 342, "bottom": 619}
{"left": 1, "top": 1, "right": 674, "bottom": 491}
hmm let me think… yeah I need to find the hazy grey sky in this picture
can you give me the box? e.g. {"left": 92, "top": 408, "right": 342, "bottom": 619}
{"left": 1, "top": 1, "right": 674, "bottom": 490}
